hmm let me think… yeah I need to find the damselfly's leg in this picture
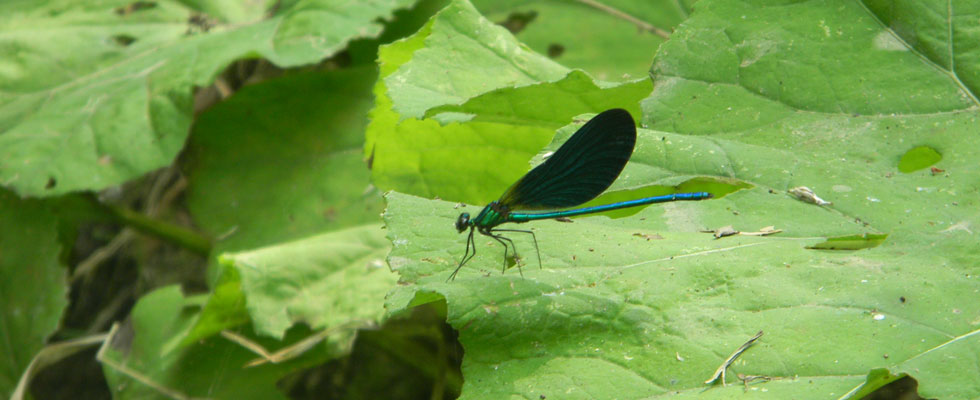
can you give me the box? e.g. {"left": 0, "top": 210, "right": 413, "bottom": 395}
{"left": 486, "top": 233, "right": 519, "bottom": 276}
{"left": 448, "top": 228, "right": 477, "bottom": 281}
{"left": 492, "top": 229, "right": 541, "bottom": 270}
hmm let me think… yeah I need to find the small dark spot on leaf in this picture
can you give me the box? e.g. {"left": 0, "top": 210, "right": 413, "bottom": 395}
{"left": 112, "top": 34, "right": 137, "bottom": 46}
{"left": 187, "top": 14, "right": 215, "bottom": 33}
{"left": 45, "top": 177, "right": 57, "bottom": 189}
{"left": 899, "top": 296, "right": 906, "bottom": 303}
{"left": 498, "top": 10, "right": 537, "bottom": 34}
{"left": 116, "top": 1, "right": 157, "bottom": 16}
{"left": 547, "top": 43, "right": 564, "bottom": 58}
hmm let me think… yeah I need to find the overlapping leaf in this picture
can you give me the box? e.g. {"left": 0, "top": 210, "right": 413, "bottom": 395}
{"left": 184, "top": 67, "right": 384, "bottom": 256}
{"left": 104, "top": 225, "right": 396, "bottom": 398}
{"left": 0, "top": 191, "right": 66, "bottom": 397}
{"left": 0, "top": 0, "right": 412, "bottom": 196}
{"left": 102, "top": 287, "right": 324, "bottom": 400}
{"left": 366, "top": 0, "right": 653, "bottom": 206}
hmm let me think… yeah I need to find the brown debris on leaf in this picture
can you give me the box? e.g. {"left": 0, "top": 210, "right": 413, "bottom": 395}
{"left": 702, "top": 225, "right": 782, "bottom": 239}
{"left": 789, "top": 186, "right": 832, "bottom": 205}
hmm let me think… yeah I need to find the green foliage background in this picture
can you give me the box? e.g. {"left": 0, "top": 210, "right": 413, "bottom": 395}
{"left": 1, "top": 0, "right": 977, "bottom": 399}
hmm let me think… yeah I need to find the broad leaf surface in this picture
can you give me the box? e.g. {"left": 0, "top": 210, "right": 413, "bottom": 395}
{"left": 185, "top": 67, "right": 383, "bottom": 255}
{"left": 0, "top": 0, "right": 412, "bottom": 197}
{"left": 220, "top": 224, "right": 395, "bottom": 339}
{"left": 379, "top": 0, "right": 980, "bottom": 398}
{"left": 0, "top": 190, "right": 67, "bottom": 397}
{"left": 642, "top": 1, "right": 980, "bottom": 397}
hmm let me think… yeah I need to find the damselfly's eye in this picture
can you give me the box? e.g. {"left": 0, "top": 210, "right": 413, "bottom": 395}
{"left": 455, "top": 213, "right": 470, "bottom": 233}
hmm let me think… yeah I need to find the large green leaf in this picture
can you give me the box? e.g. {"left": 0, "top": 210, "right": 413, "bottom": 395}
{"left": 380, "top": 0, "right": 567, "bottom": 120}
{"left": 180, "top": 67, "right": 393, "bottom": 344}
{"left": 379, "top": 0, "right": 980, "bottom": 398}
{"left": 220, "top": 224, "right": 396, "bottom": 340}
{"left": 366, "top": 0, "right": 655, "bottom": 206}
{"left": 0, "top": 190, "right": 67, "bottom": 397}
{"left": 184, "top": 67, "right": 383, "bottom": 255}
{"left": 0, "top": 0, "right": 413, "bottom": 197}
{"left": 641, "top": 1, "right": 980, "bottom": 396}
{"left": 110, "top": 227, "right": 396, "bottom": 399}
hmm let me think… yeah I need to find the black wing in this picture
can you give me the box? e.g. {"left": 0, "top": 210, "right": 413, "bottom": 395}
{"left": 498, "top": 108, "right": 636, "bottom": 210}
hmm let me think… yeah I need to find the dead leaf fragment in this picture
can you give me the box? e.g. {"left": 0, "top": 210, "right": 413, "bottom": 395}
{"left": 789, "top": 186, "right": 831, "bottom": 205}
{"left": 632, "top": 232, "right": 664, "bottom": 240}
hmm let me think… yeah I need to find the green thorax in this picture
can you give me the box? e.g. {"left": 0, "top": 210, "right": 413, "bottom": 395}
{"left": 471, "top": 201, "right": 510, "bottom": 229}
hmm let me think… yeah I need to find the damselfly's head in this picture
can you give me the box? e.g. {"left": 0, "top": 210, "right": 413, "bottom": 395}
{"left": 455, "top": 213, "right": 470, "bottom": 233}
